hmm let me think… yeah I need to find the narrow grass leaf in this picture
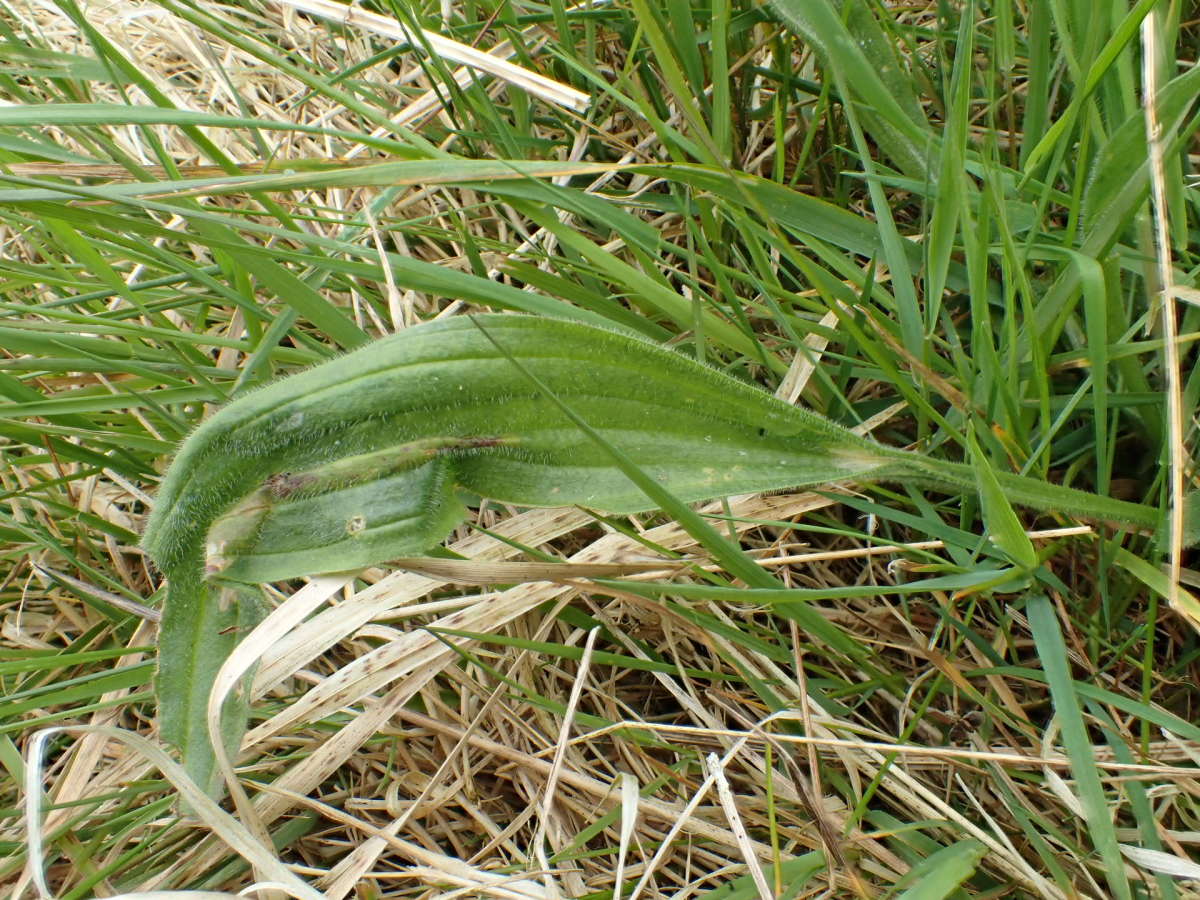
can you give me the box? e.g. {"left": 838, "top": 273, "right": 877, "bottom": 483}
{"left": 1026, "top": 594, "right": 1133, "bottom": 900}
{"left": 966, "top": 428, "right": 1039, "bottom": 569}
{"left": 1108, "top": 541, "right": 1200, "bottom": 631}
{"left": 1021, "top": 0, "right": 1160, "bottom": 179}
{"left": 925, "top": 4, "right": 974, "bottom": 330}
{"left": 894, "top": 839, "right": 986, "bottom": 899}
{"left": 767, "top": 0, "right": 931, "bottom": 177}
{"left": 0, "top": 101, "right": 413, "bottom": 154}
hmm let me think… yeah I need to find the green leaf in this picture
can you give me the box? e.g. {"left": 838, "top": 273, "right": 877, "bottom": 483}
{"left": 1109, "top": 540, "right": 1200, "bottom": 631}
{"left": 967, "top": 428, "right": 1039, "bottom": 569}
{"left": 1020, "top": 0, "right": 1161, "bottom": 179}
{"left": 766, "top": 0, "right": 933, "bottom": 177}
{"left": 141, "top": 313, "right": 1183, "bottom": 794}
{"left": 0, "top": 102, "right": 412, "bottom": 154}
{"left": 1027, "top": 594, "right": 1133, "bottom": 900}
{"left": 155, "top": 579, "right": 266, "bottom": 799}
{"left": 894, "top": 839, "right": 986, "bottom": 899}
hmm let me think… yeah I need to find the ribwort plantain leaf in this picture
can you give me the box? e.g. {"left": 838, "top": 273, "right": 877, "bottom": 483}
{"left": 142, "top": 313, "right": 1186, "bottom": 797}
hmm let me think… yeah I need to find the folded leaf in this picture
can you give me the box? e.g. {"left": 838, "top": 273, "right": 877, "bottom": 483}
{"left": 142, "top": 313, "right": 1182, "bottom": 797}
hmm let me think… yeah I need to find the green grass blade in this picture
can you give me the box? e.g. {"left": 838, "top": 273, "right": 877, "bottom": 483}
{"left": 894, "top": 840, "right": 986, "bottom": 899}
{"left": 767, "top": 0, "right": 932, "bottom": 177}
{"left": 1026, "top": 594, "right": 1133, "bottom": 900}
{"left": 967, "top": 428, "right": 1039, "bottom": 570}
